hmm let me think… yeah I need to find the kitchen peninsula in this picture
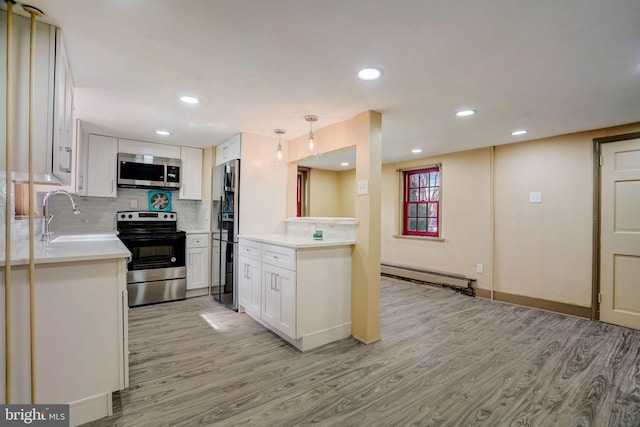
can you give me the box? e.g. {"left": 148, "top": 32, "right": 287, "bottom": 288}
{"left": 238, "top": 217, "right": 356, "bottom": 351}
{"left": 0, "top": 236, "right": 130, "bottom": 427}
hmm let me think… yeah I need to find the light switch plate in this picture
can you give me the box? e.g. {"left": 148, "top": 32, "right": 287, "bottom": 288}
{"left": 357, "top": 180, "right": 369, "bottom": 195}
{"left": 529, "top": 191, "right": 542, "bottom": 203}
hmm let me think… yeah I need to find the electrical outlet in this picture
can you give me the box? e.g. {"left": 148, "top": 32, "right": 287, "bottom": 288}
{"left": 130, "top": 199, "right": 138, "bottom": 209}
{"left": 476, "top": 263, "right": 484, "bottom": 274}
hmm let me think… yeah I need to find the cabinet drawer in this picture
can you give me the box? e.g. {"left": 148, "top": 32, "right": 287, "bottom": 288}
{"left": 187, "top": 234, "right": 208, "bottom": 248}
{"left": 239, "top": 239, "right": 261, "bottom": 261}
{"left": 262, "top": 244, "right": 296, "bottom": 271}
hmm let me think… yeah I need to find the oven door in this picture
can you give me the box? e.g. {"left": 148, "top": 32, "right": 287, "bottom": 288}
{"left": 119, "top": 233, "right": 186, "bottom": 271}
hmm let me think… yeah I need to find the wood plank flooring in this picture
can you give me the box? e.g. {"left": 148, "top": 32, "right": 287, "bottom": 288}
{"left": 83, "top": 278, "right": 640, "bottom": 427}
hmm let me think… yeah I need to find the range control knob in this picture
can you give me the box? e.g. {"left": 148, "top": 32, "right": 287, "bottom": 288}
{"left": 164, "top": 214, "right": 168, "bottom": 219}
{"left": 120, "top": 214, "right": 125, "bottom": 219}
{"left": 128, "top": 214, "right": 133, "bottom": 219}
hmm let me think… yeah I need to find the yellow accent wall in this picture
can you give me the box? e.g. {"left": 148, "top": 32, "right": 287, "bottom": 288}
{"left": 382, "top": 123, "right": 640, "bottom": 309}
{"left": 306, "top": 168, "right": 356, "bottom": 217}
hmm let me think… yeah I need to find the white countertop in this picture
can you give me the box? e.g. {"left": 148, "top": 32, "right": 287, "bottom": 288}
{"left": 1, "top": 236, "right": 131, "bottom": 267}
{"left": 284, "top": 217, "right": 358, "bottom": 225}
{"left": 239, "top": 233, "right": 355, "bottom": 249}
{"left": 184, "top": 229, "right": 210, "bottom": 235}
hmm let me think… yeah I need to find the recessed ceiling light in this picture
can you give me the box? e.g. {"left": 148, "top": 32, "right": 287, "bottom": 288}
{"left": 411, "top": 149, "right": 423, "bottom": 154}
{"left": 155, "top": 130, "right": 171, "bottom": 136}
{"left": 456, "top": 109, "right": 476, "bottom": 117}
{"left": 180, "top": 95, "right": 199, "bottom": 104}
{"left": 340, "top": 162, "right": 350, "bottom": 167}
{"left": 357, "top": 67, "right": 383, "bottom": 81}
{"left": 511, "top": 130, "right": 528, "bottom": 136}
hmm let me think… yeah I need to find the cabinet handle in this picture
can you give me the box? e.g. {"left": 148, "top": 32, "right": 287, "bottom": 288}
{"left": 78, "top": 174, "right": 84, "bottom": 190}
{"left": 274, "top": 255, "right": 279, "bottom": 260}
{"left": 274, "top": 274, "right": 279, "bottom": 292}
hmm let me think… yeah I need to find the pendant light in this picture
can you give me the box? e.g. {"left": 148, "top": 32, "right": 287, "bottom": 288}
{"left": 305, "top": 115, "right": 318, "bottom": 151}
{"left": 273, "top": 129, "right": 286, "bottom": 168}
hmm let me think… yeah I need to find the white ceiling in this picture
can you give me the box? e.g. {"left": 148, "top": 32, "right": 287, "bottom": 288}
{"left": 10, "top": 0, "right": 640, "bottom": 165}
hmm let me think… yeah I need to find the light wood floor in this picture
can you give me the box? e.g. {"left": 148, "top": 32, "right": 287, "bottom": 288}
{"left": 84, "top": 277, "right": 640, "bottom": 427}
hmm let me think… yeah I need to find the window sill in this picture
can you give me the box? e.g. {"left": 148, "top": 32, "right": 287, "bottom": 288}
{"left": 392, "top": 234, "right": 445, "bottom": 242}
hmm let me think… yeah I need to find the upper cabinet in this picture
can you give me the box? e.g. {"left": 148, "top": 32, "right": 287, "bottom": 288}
{"left": 51, "top": 28, "right": 75, "bottom": 185}
{"left": 178, "top": 146, "right": 203, "bottom": 200}
{"left": 0, "top": 11, "right": 56, "bottom": 182}
{"left": 215, "top": 134, "right": 241, "bottom": 166}
{"left": 76, "top": 129, "right": 118, "bottom": 198}
{"left": 118, "top": 139, "right": 181, "bottom": 159}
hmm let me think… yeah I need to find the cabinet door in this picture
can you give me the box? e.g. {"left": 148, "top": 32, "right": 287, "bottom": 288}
{"left": 52, "top": 28, "right": 75, "bottom": 185}
{"left": 187, "top": 247, "right": 209, "bottom": 290}
{"left": 118, "top": 139, "right": 181, "bottom": 158}
{"left": 276, "top": 267, "right": 296, "bottom": 338}
{"left": 0, "top": 13, "right": 54, "bottom": 176}
{"left": 261, "top": 264, "right": 296, "bottom": 339}
{"left": 238, "top": 254, "right": 261, "bottom": 315}
{"left": 86, "top": 134, "right": 117, "bottom": 197}
{"left": 178, "top": 147, "right": 203, "bottom": 200}
{"left": 215, "top": 134, "right": 241, "bottom": 166}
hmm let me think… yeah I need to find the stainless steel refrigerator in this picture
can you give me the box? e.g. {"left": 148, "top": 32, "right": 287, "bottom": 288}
{"left": 212, "top": 159, "right": 240, "bottom": 310}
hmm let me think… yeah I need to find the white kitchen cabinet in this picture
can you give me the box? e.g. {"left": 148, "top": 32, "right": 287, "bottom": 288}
{"left": 0, "top": 256, "right": 129, "bottom": 425}
{"left": 51, "top": 28, "right": 75, "bottom": 185}
{"left": 0, "top": 11, "right": 55, "bottom": 180}
{"left": 262, "top": 262, "right": 296, "bottom": 338}
{"left": 215, "top": 134, "right": 241, "bottom": 166}
{"left": 238, "top": 239, "right": 262, "bottom": 316}
{"left": 239, "top": 237, "right": 353, "bottom": 351}
{"left": 118, "top": 139, "right": 181, "bottom": 159}
{"left": 78, "top": 134, "right": 117, "bottom": 197}
{"left": 178, "top": 146, "right": 203, "bottom": 200}
{"left": 186, "top": 233, "right": 209, "bottom": 292}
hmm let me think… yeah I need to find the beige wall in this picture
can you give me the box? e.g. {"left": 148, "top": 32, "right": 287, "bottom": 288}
{"left": 382, "top": 122, "right": 640, "bottom": 309}
{"left": 493, "top": 135, "right": 592, "bottom": 306}
{"left": 307, "top": 168, "right": 356, "bottom": 217}
{"left": 382, "top": 148, "right": 493, "bottom": 290}
{"left": 308, "top": 169, "right": 341, "bottom": 217}
{"left": 239, "top": 133, "right": 288, "bottom": 235}
{"left": 339, "top": 169, "right": 356, "bottom": 217}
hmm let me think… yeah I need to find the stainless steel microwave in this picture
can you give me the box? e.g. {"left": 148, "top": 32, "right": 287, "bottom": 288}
{"left": 117, "top": 153, "right": 181, "bottom": 190}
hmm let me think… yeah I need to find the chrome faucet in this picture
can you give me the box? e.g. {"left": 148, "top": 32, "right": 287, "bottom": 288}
{"left": 41, "top": 190, "right": 81, "bottom": 241}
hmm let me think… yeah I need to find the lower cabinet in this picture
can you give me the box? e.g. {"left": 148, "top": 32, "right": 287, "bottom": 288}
{"left": 186, "top": 233, "right": 209, "bottom": 292}
{"left": 262, "top": 263, "right": 296, "bottom": 338}
{"left": 238, "top": 254, "right": 262, "bottom": 317}
{"left": 0, "top": 257, "right": 129, "bottom": 425}
{"left": 238, "top": 237, "right": 353, "bottom": 351}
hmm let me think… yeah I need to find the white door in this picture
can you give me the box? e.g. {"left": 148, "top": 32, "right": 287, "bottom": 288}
{"left": 600, "top": 137, "right": 640, "bottom": 329}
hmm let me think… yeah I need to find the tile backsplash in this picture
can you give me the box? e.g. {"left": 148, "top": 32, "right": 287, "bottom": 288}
{"left": 0, "top": 187, "right": 210, "bottom": 247}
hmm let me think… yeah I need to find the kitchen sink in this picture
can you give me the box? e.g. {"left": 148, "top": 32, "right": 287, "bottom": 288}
{"left": 50, "top": 233, "right": 119, "bottom": 243}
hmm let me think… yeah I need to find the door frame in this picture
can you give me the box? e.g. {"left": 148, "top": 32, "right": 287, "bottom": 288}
{"left": 592, "top": 131, "right": 640, "bottom": 321}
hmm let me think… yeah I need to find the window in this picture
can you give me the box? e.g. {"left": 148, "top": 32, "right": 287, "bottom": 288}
{"left": 403, "top": 166, "right": 440, "bottom": 237}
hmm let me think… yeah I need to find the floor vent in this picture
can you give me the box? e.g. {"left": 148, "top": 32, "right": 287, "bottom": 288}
{"left": 381, "top": 263, "right": 476, "bottom": 297}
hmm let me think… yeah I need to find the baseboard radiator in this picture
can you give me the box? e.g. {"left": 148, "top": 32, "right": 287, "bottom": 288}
{"left": 381, "top": 263, "right": 476, "bottom": 297}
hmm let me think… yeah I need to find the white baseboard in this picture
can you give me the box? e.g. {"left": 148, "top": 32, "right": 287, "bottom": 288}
{"left": 69, "top": 392, "right": 112, "bottom": 427}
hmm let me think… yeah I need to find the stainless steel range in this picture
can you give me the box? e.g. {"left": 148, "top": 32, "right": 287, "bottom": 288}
{"left": 117, "top": 211, "right": 186, "bottom": 307}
